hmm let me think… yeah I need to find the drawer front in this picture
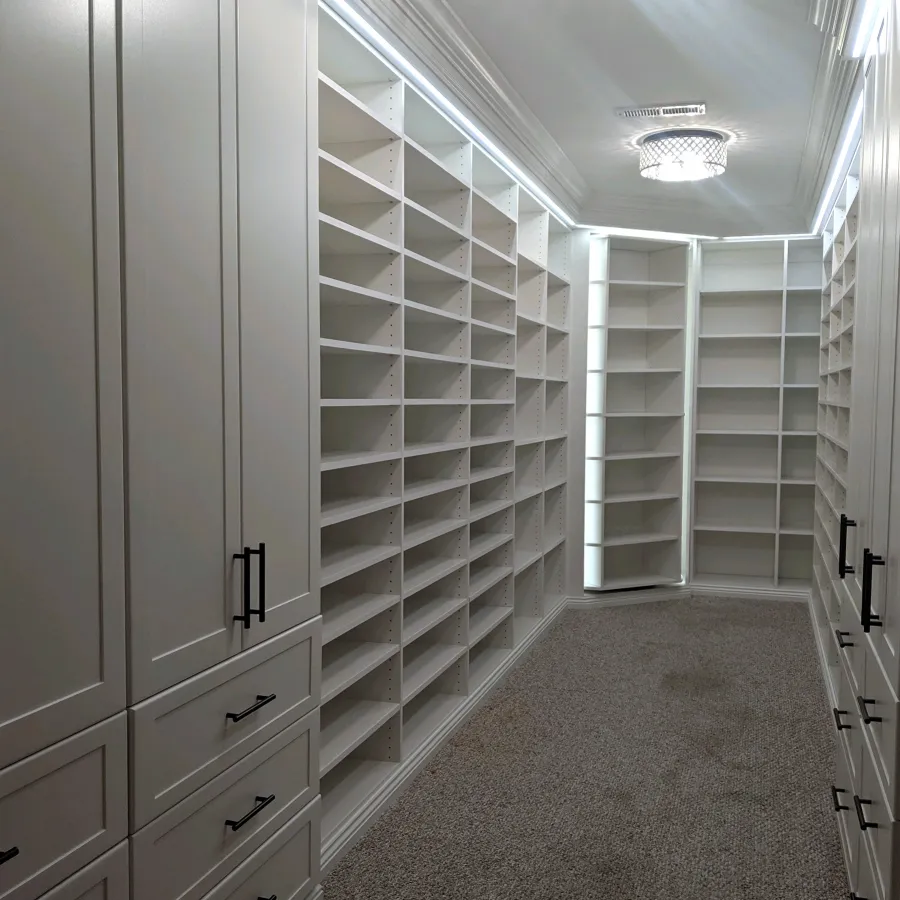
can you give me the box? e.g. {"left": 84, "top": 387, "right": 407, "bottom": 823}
{"left": 860, "top": 646, "right": 900, "bottom": 819}
{"left": 837, "top": 654, "right": 864, "bottom": 787}
{"left": 43, "top": 842, "right": 129, "bottom": 900}
{"left": 0, "top": 714, "right": 127, "bottom": 900}
{"left": 834, "top": 737, "right": 861, "bottom": 890}
{"left": 201, "top": 799, "right": 320, "bottom": 900}
{"left": 131, "top": 620, "right": 321, "bottom": 828}
{"left": 131, "top": 710, "right": 318, "bottom": 900}
{"left": 857, "top": 837, "right": 880, "bottom": 900}
{"left": 838, "top": 597, "right": 866, "bottom": 695}
{"left": 858, "top": 738, "right": 900, "bottom": 900}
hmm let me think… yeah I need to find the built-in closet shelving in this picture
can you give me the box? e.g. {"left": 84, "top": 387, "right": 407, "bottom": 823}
{"left": 691, "top": 237, "right": 823, "bottom": 589}
{"left": 811, "top": 147, "right": 860, "bottom": 693}
{"left": 585, "top": 237, "right": 689, "bottom": 590}
{"left": 317, "top": 8, "right": 573, "bottom": 858}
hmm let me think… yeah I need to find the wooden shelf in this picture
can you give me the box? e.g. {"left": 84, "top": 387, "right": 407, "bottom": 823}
{"left": 320, "top": 698, "right": 399, "bottom": 776}
{"left": 322, "top": 642, "right": 400, "bottom": 704}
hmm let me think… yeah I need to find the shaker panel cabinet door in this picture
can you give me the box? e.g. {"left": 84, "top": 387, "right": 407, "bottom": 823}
{"left": 0, "top": 0, "right": 126, "bottom": 768}
{"left": 121, "top": 0, "right": 243, "bottom": 700}
{"left": 237, "top": 0, "right": 318, "bottom": 648}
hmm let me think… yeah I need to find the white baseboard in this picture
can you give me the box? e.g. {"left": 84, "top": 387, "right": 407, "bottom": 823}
{"left": 321, "top": 598, "right": 568, "bottom": 877}
{"left": 310, "top": 887, "right": 324, "bottom": 900}
{"left": 806, "top": 591, "right": 839, "bottom": 709}
{"left": 568, "top": 587, "right": 688, "bottom": 608}
{"left": 688, "top": 583, "right": 810, "bottom": 603}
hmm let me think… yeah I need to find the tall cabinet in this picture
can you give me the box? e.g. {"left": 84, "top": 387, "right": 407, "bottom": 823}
{"left": 314, "top": 7, "right": 580, "bottom": 869}
{"left": 0, "top": 3, "right": 323, "bottom": 900}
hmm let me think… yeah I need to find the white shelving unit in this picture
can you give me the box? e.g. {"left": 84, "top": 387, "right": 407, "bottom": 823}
{"left": 812, "top": 146, "right": 860, "bottom": 684}
{"left": 584, "top": 237, "right": 689, "bottom": 590}
{"left": 317, "top": 8, "right": 574, "bottom": 856}
{"left": 691, "top": 237, "right": 822, "bottom": 589}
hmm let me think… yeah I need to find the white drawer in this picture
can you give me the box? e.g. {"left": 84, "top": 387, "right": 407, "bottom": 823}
{"left": 837, "top": 597, "right": 866, "bottom": 695}
{"left": 42, "top": 842, "right": 129, "bottom": 900}
{"left": 836, "top": 652, "right": 865, "bottom": 787}
{"left": 834, "top": 736, "right": 861, "bottom": 891}
{"left": 131, "top": 620, "right": 321, "bottom": 829}
{"left": 858, "top": 837, "right": 880, "bottom": 900}
{"left": 131, "top": 710, "right": 318, "bottom": 900}
{"left": 0, "top": 714, "right": 127, "bottom": 900}
{"left": 200, "top": 799, "right": 320, "bottom": 900}
{"left": 859, "top": 646, "right": 900, "bottom": 819}
{"left": 857, "top": 735, "right": 900, "bottom": 900}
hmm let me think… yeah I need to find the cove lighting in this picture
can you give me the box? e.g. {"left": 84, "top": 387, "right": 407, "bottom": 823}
{"left": 323, "top": 0, "right": 577, "bottom": 228}
{"left": 639, "top": 129, "right": 728, "bottom": 182}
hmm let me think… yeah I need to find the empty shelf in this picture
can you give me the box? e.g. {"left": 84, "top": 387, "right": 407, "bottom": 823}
{"left": 403, "top": 645, "right": 467, "bottom": 703}
{"left": 402, "top": 693, "right": 464, "bottom": 757}
{"left": 320, "top": 697, "right": 399, "bottom": 776}
{"left": 321, "top": 495, "right": 401, "bottom": 528}
{"left": 321, "top": 449, "right": 402, "bottom": 472}
{"left": 470, "top": 532, "right": 513, "bottom": 561}
{"left": 514, "top": 549, "right": 543, "bottom": 573}
{"left": 322, "top": 642, "right": 400, "bottom": 704}
{"left": 603, "top": 532, "right": 680, "bottom": 547}
{"left": 468, "top": 646, "right": 511, "bottom": 691}
{"left": 404, "top": 597, "right": 468, "bottom": 645}
{"left": 605, "top": 491, "right": 680, "bottom": 504}
{"left": 469, "top": 605, "right": 514, "bottom": 646}
{"left": 470, "top": 497, "right": 513, "bottom": 522}
{"left": 321, "top": 544, "right": 401, "bottom": 587}
{"left": 404, "top": 556, "right": 468, "bottom": 598}
{"left": 323, "top": 593, "right": 399, "bottom": 645}
{"left": 404, "top": 477, "right": 466, "bottom": 502}
{"left": 469, "top": 565, "right": 513, "bottom": 600}
{"left": 404, "top": 518, "right": 466, "bottom": 550}
{"left": 601, "top": 574, "right": 681, "bottom": 591}
{"left": 470, "top": 466, "right": 515, "bottom": 484}
{"left": 322, "top": 758, "right": 395, "bottom": 841}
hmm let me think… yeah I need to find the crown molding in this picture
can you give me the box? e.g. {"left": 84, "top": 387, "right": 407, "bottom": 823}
{"left": 323, "top": 0, "right": 588, "bottom": 218}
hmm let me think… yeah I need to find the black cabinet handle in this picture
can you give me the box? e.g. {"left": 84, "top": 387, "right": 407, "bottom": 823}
{"left": 854, "top": 795, "right": 878, "bottom": 830}
{"left": 834, "top": 628, "right": 856, "bottom": 650}
{"left": 0, "top": 847, "right": 18, "bottom": 866}
{"left": 856, "top": 695, "right": 882, "bottom": 724}
{"left": 840, "top": 514, "right": 857, "bottom": 578}
{"left": 258, "top": 896, "right": 277, "bottom": 900}
{"left": 226, "top": 693, "right": 277, "bottom": 723}
{"left": 831, "top": 785, "right": 849, "bottom": 811}
{"left": 861, "top": 549, "right": 885, "bottom": 632}
{"left": 233, "top": 543, "right": 266, "bottom": 628}
{"left": 225, "top": 794, "right": 275, "bottom": 831}
{"left": 835, "top": 629, "right": 855, "bottom": 649}
{"left": 833, "top": 708, "right": 851, "bottom": 730}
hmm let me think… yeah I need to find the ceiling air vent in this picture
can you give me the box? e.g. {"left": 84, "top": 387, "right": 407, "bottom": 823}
{"left": 616, "top": 103, "right": 707, "bottom": 120}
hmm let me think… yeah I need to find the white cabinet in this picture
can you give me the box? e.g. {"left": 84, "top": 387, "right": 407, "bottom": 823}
{"left": 0, "top": 0, "right": 126, "bottom": 769}
{"left": 121, "top": 0, "right": 316, "bottom": 702}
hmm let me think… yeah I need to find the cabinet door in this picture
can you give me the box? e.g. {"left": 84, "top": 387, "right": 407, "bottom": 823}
{"left": 869, "top": 6, "right": 900, "bottom": 690}
{"left": 0, "top": 0, "right": 126, "bottom": 768}
{"left": 122, "top": 0, "right": 243, "bottom": 700}
{"left": 237, "top": 0, "right": 318, "bottom": 648}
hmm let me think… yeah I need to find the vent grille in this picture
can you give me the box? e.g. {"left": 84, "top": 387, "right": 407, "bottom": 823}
{"left": 616, "top": 103, "right": 707, "bottom": 120}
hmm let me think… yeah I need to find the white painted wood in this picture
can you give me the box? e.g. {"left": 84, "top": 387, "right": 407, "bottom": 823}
{"left": 130, "top": 620, "right": 321, "bottom": 829}
{"left": 121, "top": 0, "right": 242, "bottom": 701}
{"left": 0, "top": 0, "right": 126, "bottom": 768}
{"left": 0, "top": 715, "right": 127, "bottom": 900}
{"left": 41, "top": 843, "right": 129, "bottom": 900}
{"left": 131, "top": 713, "right": 319, "bottom": 900}
{"left": 198, "top": 800, "right": 321, "bottom": 900}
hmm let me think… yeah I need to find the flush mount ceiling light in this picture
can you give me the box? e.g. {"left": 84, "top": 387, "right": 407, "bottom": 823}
{"left": 638, "top": 129, "right": 728, "bottom": 182}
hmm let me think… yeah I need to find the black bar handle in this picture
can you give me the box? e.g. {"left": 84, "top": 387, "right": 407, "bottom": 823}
{"left": 861, "top": 549, "right": 885, "bottom": 632}
{"left": 839, "top": 514, "right": 857, "bottom": 578}
{"left": 833, "top": 708, "right": 851, "bottom": 731}
{"left": 0, "top": 847, "right": 18, "bottom": 866}
{"left": 226, "top": 693, "right": 277, "bottom": 723}
{"left": 225, "top": 794, "right": 275, "bottom": 832}
{"left": 258, "top": 896, "right": 277, "bottom": 900}
{"left": 835, "top": 629, "right": 855, "bottom": 649}
{"left": 857, "top": 695, "right": 883, "bottom": 724}
{"left": 233, "top": 546, "right": 252, "bottom": 629}
{"left": 831, "top": 785, "right": 850, "bottom": 811}
{"left": 854, "top": 794, "right": 878, "bottom": 830}
{"left": 256, "top": 542, "right": 266, "bottom": 624}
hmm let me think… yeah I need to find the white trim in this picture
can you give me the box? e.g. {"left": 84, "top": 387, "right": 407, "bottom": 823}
{"left": 568, "top": 588, "right": 688, "bottom": 608}
{"left": 689, "top": 583, "right": 810, "bottom": 603}
{"left": 807, "top": 593, "right": 839, "bottom": 709}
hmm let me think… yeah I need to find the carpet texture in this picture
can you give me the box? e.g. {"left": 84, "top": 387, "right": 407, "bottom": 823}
{"left": 324, "top": 597, "right": 846, "bottom": 900}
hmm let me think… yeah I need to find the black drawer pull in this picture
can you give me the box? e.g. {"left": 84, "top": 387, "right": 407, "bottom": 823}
{"left": 853, "top": 795, "right": 878, "bottom": 830}
{"left": 233, "top": 543, "right": 266, "bottom": 629}
{"left": 861, "top": 549, "right": 885, "bottom": 632}
{"left": 856, "top": 695, "right": 882, "bottom": 724}
{"left": 226, "top": 693, "right": 277, "bottom": 723}
{"left": 833, "top": 708, "right": 851, "bottom": 730}
{"left": 851, "top": 893, "right": 869, "bottom": 900}
{"left": 831, "top": 785, "right": 849, "bottom": 811}
{"left": 0, "top": 847, "right": 18, "bottom": 866}
{"left": 839, "top": 514, "right": 857, "bottom": 578}
{"left": 835, "top": 629, "right": 855, "bottom": 649}
{"left": 225, "top": 794, "right": 275, "bottom": 832}
{"left": 258, "top": 896, "right": 277, "bottom": 900}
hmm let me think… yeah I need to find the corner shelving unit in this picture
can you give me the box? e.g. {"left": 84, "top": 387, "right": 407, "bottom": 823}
{"left": 692, "top": 237, "right": 823, "bottom": 590}
{"left": 584, "top": 237, "right": 689, "bottom": 590}
{"left": 811, "top": 146, "right": 861, "bottom": 697}
{"left": 317, "top": 7, "right": 574, "bottom": 863}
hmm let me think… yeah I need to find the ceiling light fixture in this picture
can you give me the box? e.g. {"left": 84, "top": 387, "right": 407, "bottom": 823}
{"left": 639, "top": 129, "right": 728, "bottom": 182}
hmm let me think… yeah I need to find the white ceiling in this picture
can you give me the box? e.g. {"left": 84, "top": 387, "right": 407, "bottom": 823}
{"left": 443, "top": 0, "right": 832, "bottom": 235}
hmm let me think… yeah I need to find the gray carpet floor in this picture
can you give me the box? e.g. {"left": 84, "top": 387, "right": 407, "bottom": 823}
{"left": 324, "top": 597, "right": 846, "bottom": 900}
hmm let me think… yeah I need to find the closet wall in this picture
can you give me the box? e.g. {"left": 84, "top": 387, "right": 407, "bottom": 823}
{"left": 0, "top": 3, "right": 322, "bottom": 900}
{"left": 315, "top": 7, "right": 586, "bottom": 869}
